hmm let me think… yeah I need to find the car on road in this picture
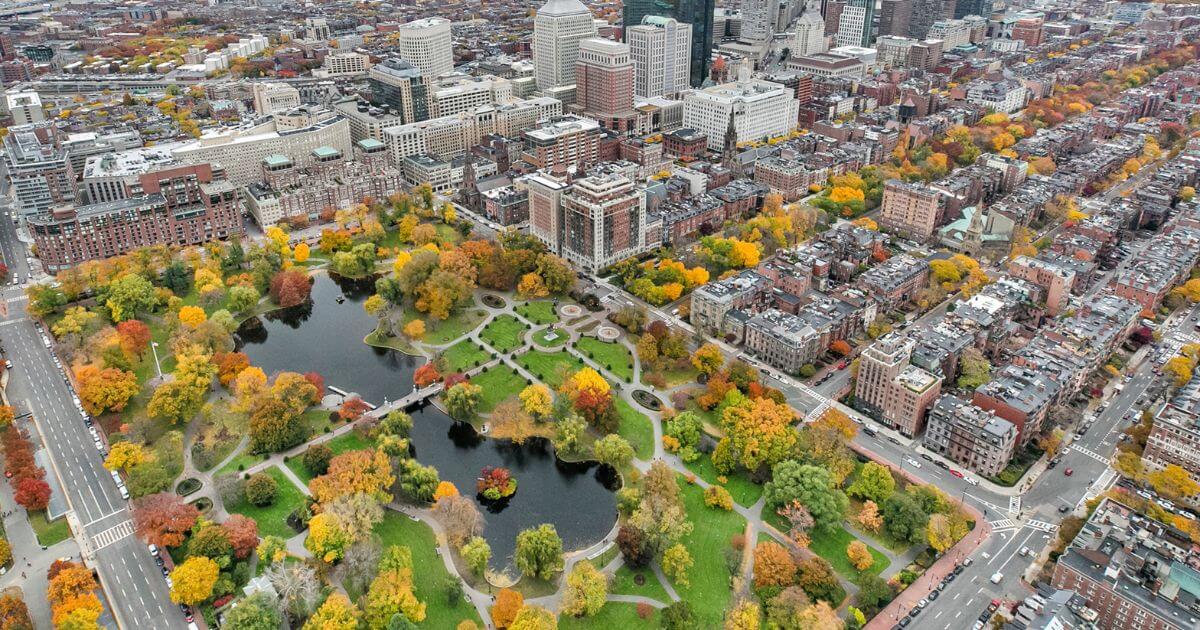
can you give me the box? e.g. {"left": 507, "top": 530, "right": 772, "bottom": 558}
{"left": 929, "top": 590, "right": 939, "bottom": 601}
{"left": 888, "top": 436, "right": 901, "bottom": 446}
{"left": 1064, "top": 468, "right": 1074, "bottom": 476}
{"left": 905, "top": 457, "right": 921, "bottom": 469}
{"left": 964, "top": 476, "right": 979, "bottom": 486}
{"left": 953, "top": 565, "right": 964, "bottom": 575}
{"left": 1059, "top": 504, "right": 1071, "bottom": 514}
{"left": 863, "top": 426, "right": 877, "bottom": 437}
{"left": 990, "top": 572, "right": 1003, "bottom": 584}
{"left": 1019, "top": 546, "right": 1031, "bottom": 557}
{"left": 897, "top": 618, "right": 911, "bottom": 628}
{"left": 949, "top": 469, "right": 964, "bottom": 478}
{"left": 920, "top": 453, "right": 934, "bottom": 462}
{"left": 963, "top": 557, "right": 973, "bottom": 566}
{"left": 3, "top": 360, "right": 10, "bottom": 369}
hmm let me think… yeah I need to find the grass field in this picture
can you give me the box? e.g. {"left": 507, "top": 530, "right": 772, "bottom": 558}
{"left": 404, "top": 306, "right": 487, "bottom": 346}
{"left": 516, "top": 301, "right": 559, "bottom": 325}
{"left": 532, "top": 328, "right": 569, "bottom": 347}
{"left": 29, "top": 511, "right": 71, "bottom": 547}
{"left": 674, "top": 478, "right": 746, "bottom": 628}
{"left": 559, "top": 601, "right": 659, "bottom": 628}
{"left": 285, "top": 431, "right": 372, "bottom": 484}
{"left": 470, "top": 367, "right": 528, "bottom": 412}
{"left": 515, "top": 350, "right": 586, "bottom": 389}
{"left": 442, "top": 340, "right": 491, "bottom": 372}
{"left": 576, "top": 337, "right": 634, "bottom": 381}
{"left": 807, "top": 524, "right": 890, "bottom": 583}
{"left": 225, "top": 466, "right": 306, "bottom": 540}
{"left": 373, "top": 511, "right": 483, "bottom": 629}
{"left": 683, "top": 455, "right": 762, "bottom": 508}
{"left": 615, "top": 398, "right": 655, "bottom": 460}
{"left": 480, "top": 314, "right": 527, "bottom": 352}
{"left": 217, "top": 450, "right": 263, "bottom": 476}
{"left": 611, "top": 564, "right": 672, "bottom": 603}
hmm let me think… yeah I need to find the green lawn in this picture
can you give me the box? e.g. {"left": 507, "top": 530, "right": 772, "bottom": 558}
{"left": 643, "top": 365, "right": 699, "bottom": 388}
{"left": 615, "top": 399, "right": 655, "bottom": 460}
{"left": 29, "top": 511, "right": 71, "bottom": 547}
{"left": 374, "top": 511, "right": 483, "bottom": 629}
{"left": 404, "top": 306, "right": 487, "bottom": 346}
{"left": 532, "top": 328, "right": 569, "bottom": 347}
{"left": 442, "top": 340, "right": 491, "bottom": 372}
{"left": 515, "top": 350, "right": 586, "bottom": 389}
{"left": 225, "top": 466, "right": 306, "bottom": 540}
{"left": 611, "top": 564, "right": 672, "bottom": 603}
{"left": 806, "top": 525, "right": 890, "bottom": 583}
{"left": 480, "top": 314, "right": 527, "bottom": 352}
{"left": 516, "top": 301, "right": 559, "bottom": 325}
{"left": 285, "top": 432, "right": 372, "bottom": 484}
{"left": 469, "top": 367, "right": 528, "bottom": 412}
{"left": 683, "top": 454, "right": 762, "bottom": 508}
{"left": 674, "top": 478, "right": 746, "bottom": 628}
{"left": 559, "top": 601, "right": 659, "bottom": 628}
{"left": 217, "top": 450, "right": 263, "bottom": 476}
{"left": 576, "top": 337, "right": 634, "bottom": 382}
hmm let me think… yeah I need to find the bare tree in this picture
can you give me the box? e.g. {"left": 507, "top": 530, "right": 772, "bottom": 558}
{"left": 336, "top": 537, "right": 382, "bottom": 596}
{"left": 265, "top": 561, "right": 321, "bottom": 619}
{"left": 432, "top": 495, "right": 484, "bottom": 546}
{"left": 323, "top": 493, "right": 384, "bottom": 543}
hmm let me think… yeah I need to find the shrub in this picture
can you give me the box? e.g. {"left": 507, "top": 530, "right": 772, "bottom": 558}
{"left": 244, "top": 473, "right": 278, "bottom": 507}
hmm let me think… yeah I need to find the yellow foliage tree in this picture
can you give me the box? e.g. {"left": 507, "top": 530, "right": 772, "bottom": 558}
{"left": 432, "top": 481, "right": 460, "bottom": 503}
{"left": 847, "top": 540, "right": 873, "bottom": 571}
{"left": 103, "top": 441, "right": 147, "bottom": 472}
{"left": 828, "top": 186, "right": 865, "bottom": 204}
{"left": 293, "top": 242, "right": 310, "bottom": 263}
{"left": 404, "top": 319, "right": 426, "bottom": 340}
{"left": 519, "top": 384, "right": 553, "bottom": 418}
{"left": 169, "top": 556, "right": 219, "bottom": 605}
{"left": 178, "top": 306, "right": 207, "bottom": 329}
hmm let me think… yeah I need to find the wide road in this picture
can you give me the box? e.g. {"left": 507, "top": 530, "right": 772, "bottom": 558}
{"left": 0, "top": 306, "right": 184, "bottom": 629}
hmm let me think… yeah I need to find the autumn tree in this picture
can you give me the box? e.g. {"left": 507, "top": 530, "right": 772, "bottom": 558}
{"left": 765, "top": 461, "right": 848, "bottom": 533}
{"left": 133, "top": 493, "right": 200, "bottom": 548}
{"left": 724, "top": 599, "right": 762, "bottom": 630}
{"left": 363, "top": 545, "right": 426, "bottom": 627}
{"left": 306, "top": 512, "right": 351, "bottom": 563}
{"left": 222, "top": 514, "right": 259, "bottom": 559}
{"left": 309, "top": 448, "right": 395, "bottom": 506}
{"left": 753, "top": 540, "right": 797, "bottom": 590}
{"left": 75, "top": 365, "right": 139, "bottom": 415}
{"left": 857, "top": 500, "right": 883, "bottom": 532}
{"left": 562, "top": 560, "right": 607, "bottom": 617}
{"left": 0, "top": 594, "right": 32, "bottom": 630}
{"left": 169, "top": 556, "right": 219, "bottom": 605}
{"left": 13, "top": 477, "right": 50, "bottom": 511}
{"left": 1149, "top": 464, "right": 1200, "bottom": 502}
{"left": 491, "top": 589, "right": 524, "bottom": 629}
{"left": 268, "top": 269, "right": 312, "bottom": 307}
{"left": 690, "top": 343, "right": 724, "bottom": 376}
{"left": 847, "top": 540, "right": 873, "bottom": 572}
{"left": 460, "top": 536, "right": 491, "bottom": 576}
{"left": 519, "top": 384, "right": 553, "bottom": 418}
{"left": 445, "top": 382, "right": 482, "bottom": 420}
{"left": 661, "top": 543, "right": 693, "bottom": 588}
{"left": 847, "top": 462, "right": 896, "bottom": 504}
{"left": 721, "top": 396, "right": 798, "bottom": 472}
{"left": 303, "top": 593, "right": 361, "bottom": 630}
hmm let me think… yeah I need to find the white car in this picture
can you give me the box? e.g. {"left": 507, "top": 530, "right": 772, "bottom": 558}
{"left": 905, "top": 457, "right": 922, "bottom": 469}
{"left": 964, "top": 477, "right": 980, "bottom": 486}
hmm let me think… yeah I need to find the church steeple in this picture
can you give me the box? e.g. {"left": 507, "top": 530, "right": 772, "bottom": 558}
{"left": 722, "top": 112, "right": 743, "bottom": 179}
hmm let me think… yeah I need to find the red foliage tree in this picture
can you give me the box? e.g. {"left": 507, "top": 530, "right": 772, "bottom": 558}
{"left": 573, "top": 388, "right": 617, "bottom": 433}
{"left": 47, "top": 559, "right": 74, "bottom": 580}
{"left": 116, "top": 320, "right": 151, "bottom": 357}
{"left": 442, "top": 372, "right": 468, "bottom": 389}
{"left": 132, "top": 493, "right": 200, "bottom": 548}
{"left": 303, "top": 372, "right": 326, "bottom": 402}
{"left": 13, "top": 477, "right": 50, "bottom": 511}
{"left": 222, "top": 514, "right": 259, "bottom": 559}
{"left": 413, "top": 363, "right": 441, "bottom": 388}
{"left": 268, "top": 270, "right": 313, "bottom": 308}
{"left": 337, "top": 397, "right": 370, "bottom": 422}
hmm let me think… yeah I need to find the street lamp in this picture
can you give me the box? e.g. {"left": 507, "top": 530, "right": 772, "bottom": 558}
{"left": 149, "top": 341, "right": 162, "bottom": 379}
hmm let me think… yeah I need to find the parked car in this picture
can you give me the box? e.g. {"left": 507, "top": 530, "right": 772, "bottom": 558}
{"left": 949, "top": 469, "right": 964, "bottom": 478}
{"left": 905, "top": 457, "right": 922, "bottom": 469}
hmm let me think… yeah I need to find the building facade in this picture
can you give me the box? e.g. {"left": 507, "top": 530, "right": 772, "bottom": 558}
{"left": 397, "top": 18, "right": 455, "bottom": 79}
{"left": 923, "top": 395, "right": 1017, "bottom": 476}
{"left": 533, "top": 0, "right": 598, "bottom": 91}
{"left": 627, "top": 17, "right": 692, "bottom": 99}
{"left": 682, "top": 79, "right": 800, "bottom": 151}
{"left": 621, "top": 0, "right": 714, "bottom": 87}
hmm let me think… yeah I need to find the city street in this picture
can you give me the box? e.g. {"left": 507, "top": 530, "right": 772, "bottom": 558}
{"left": 0, "top": 308, "right": 183, "bottom": 629}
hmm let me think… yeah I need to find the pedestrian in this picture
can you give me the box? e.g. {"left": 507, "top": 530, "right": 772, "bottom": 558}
{"left": 19, "top": 572, "right": 23, "bottom": 579}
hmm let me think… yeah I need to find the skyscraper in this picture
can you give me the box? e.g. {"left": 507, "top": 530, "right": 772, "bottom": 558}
{"left": 622, "top": 0, "right": 714, "bottom": 88}
{"left": 953, "top": 0, "right": 993, "bottom": 18}
{"left": 574, "top": 38, "right": 637, "bottom": 133}
{"left": 791, "top": 0, "right": 828, "bottom": 57}
{"left": 368, "top": 58, "right": 431, "bottom": 124}
{"left": 835, "top": 0, "right": 874, "bottom": 47}
{"left": 627, "top": 16, "right": 692, "bottom": 98}
{"left": 534, "top": 0, "right": 598, "bottom": 91}
{"left": 879, "top": 0, "right": 913, "bottom": 37}
{"left": 907, "top": 0, "right": 955, "bottom": 39}
{"left": 741, "top": 0, "right": 781, "bottom": 45}
{"left": 396, "top": 18, "right": 455, "bottom": 79}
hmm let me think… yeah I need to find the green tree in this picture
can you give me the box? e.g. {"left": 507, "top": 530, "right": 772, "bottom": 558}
{"left": 104, "top": 274, "right": 158, "bottom": 321}
{"left": 882, "top": 493, "right": 929, "bottom": 544}
{"left": 661, "top": 601, "right": 696, "bottom": 630}
{"left": 955, "top": 347, "right": 991, "bottom": 390}
{"left": 552, "top": 415, "right": 587, "bottom": 454}
{"left": 514, "top": 524, "right": 564, "bottom": 580}
{"left": 222, "top": 592, "right": 281, "bottom": 629}
{"left": 847, "top": 462, "right": 896, "bottom": 503}
{"left": 765, "top": 461, "right": 848, "bottom": 532}
{"left": 592, "top": 434, "right": 634, "bottom": 470}
{"left": 460, "top": 536, "right": 491, "bottom": 576}
{"left": 444, "top": 382, "right": 482, "bottom": 420}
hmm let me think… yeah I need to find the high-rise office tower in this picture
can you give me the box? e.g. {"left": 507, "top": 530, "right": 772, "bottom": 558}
{"left": 791, "top": 0, "right": 828, "bottom": 57}
{"left": 627, "top": 16, "right": 692, "bottom": 98}
{"left": 879, "top": 0, "right": 913, "bottom": 37}
{"left": 953, "top": 0, "right": 992, "bottom": 18}
{"left": 368, "top": 58, "right": 432, "bottom": 123}
{"left": 621, "top": 0, "right": 714, "bottom": 88}
{"left": 534, "top": 0, "right": 598, "bottom": 91}
{"left": 835, "top": 0, "right": 874, "bottom": 47}
{"left": 907, "top": 0, "right": 955, "bottom": 39}
{"left": 741, "top": 0, "right": 782, "bottom": 44}
{"left": 397, "top": 18, "right": 455, "bottom": 79}
{"left": 574, "top": 38, "right": 637, "bottom": 132}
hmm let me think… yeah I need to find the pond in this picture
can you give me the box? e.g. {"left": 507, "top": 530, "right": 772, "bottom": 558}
{"left": 237, "top": 272, "right": 619, "bottom": 573}
{"left": 237, "top": 272, "right": 422, "bottom": 406}
{"left": 408, "top": 403, "right": 618, "bottom": 573}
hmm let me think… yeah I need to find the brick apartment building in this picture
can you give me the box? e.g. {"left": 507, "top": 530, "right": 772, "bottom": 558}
{"left": 29, "top": 164, "right": 242, "bottom": 272}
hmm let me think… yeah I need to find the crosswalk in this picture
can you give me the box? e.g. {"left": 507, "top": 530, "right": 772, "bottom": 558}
{"left": 1009, "top": 495, "right": 1021, "bottom": 517}
{"left": 989, "top": 518, "right": 1017, "bottom": 532}
{"left": 1072, "top": 444, "right": 1110, "bottom": 465}
{"left": 1026, "top": 519, "right": 1059, "bottom": 533}
{"left": 91, "top": 520, "right": 134, "bottom": 552}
